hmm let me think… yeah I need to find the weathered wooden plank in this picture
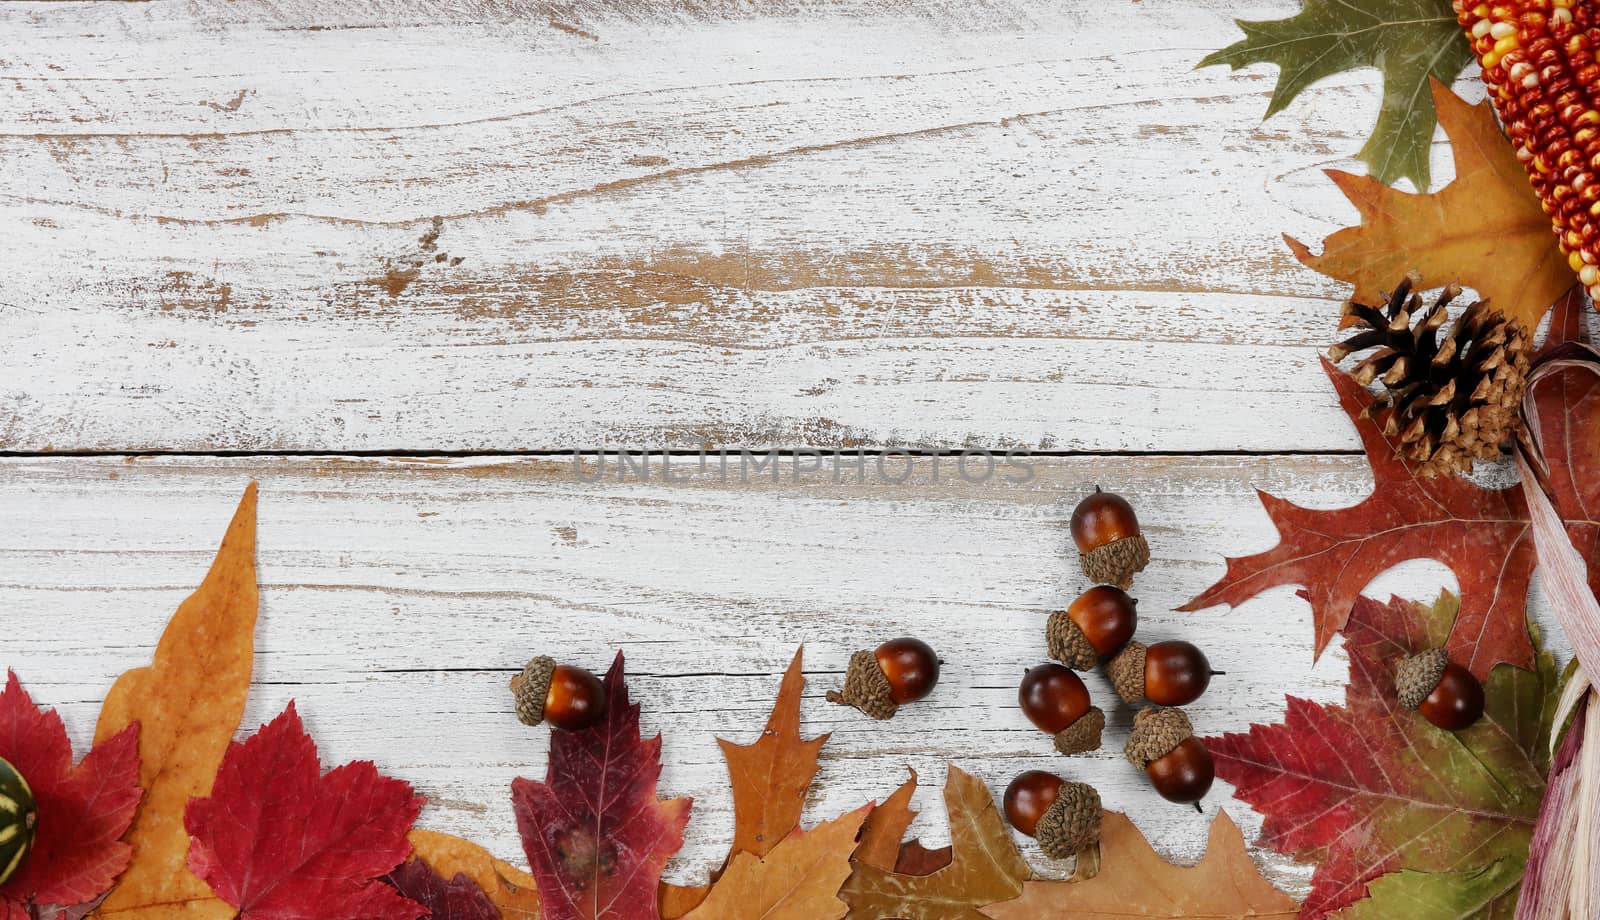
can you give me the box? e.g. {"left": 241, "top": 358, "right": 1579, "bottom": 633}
{"left": 0, "top": 0, "right": 1454, "bottom": 452}
{"left": 0, "top": 455, "right": 1568, "bottom": 894}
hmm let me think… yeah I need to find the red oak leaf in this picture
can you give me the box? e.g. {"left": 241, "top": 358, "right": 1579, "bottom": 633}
{"left": 0, "top": 671, "right": 141, "bottom": 919}
{"left": 1183, "top": 289, "right": 1600, "bottom": 680}
{"left": 183, "top": 701, "right": 425, "bottom": 920}
{"left": 511, "top": 652, "right": 691, "bottom": 920}
{"left": 1181, "top": 356, "right": 1536, "bottom": 679}
{"left": 384, "top": 859, "right": 499, "bottom": 920}
{"left": 1203, "top": 593, "right": 1550, "bottom": 918}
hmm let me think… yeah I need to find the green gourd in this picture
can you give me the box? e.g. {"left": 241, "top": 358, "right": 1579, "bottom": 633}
{"left": 0, "top": 756, "right": 36, "bottom": 885}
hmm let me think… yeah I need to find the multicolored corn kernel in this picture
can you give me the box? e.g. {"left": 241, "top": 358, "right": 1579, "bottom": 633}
{"left": 1454, "top": 0, "right": 1600, "bottom": 299}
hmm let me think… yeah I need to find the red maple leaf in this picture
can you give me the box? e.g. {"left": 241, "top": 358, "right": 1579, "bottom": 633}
{"left": 384, "top": 859, "right": 499, "bottom": 920}
{"left": 1203, "top": 593, "right": 1548, "bottom": 918}
{"left": 183, "top": 702, "right": 425, "bottom": 920}
{"left": 0, "top": 671, "right": 141, "bottom": 919}
{"left": 511, "top": 652, "right": 691, "bottom": 920}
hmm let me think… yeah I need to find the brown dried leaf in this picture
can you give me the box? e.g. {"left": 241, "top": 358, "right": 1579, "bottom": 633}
{"left": 408, "top": 830, "right": 542, "bottom": 920}
{"left": 1287, "top": 81, "right": 1574, "bottom": 333}
{"left": 979, "top": 811, "right": 1296, "bottom": 919}
{"left": 683, "top": 805, "right": 869, "bottom": 920}
{"left": 840, "top": 766, "right": 1029, "bottom": 920}
{"left": 93, "top": 484, "right": 260, "bottom": 920}
{"left": 854, "top": 769, "right": 919, "bottom": 871}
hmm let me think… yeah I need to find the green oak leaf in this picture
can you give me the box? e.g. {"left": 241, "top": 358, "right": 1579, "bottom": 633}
{"left": 1332, "top": 859, "right": 1525, "bottom": 919}
{"left": 1199, "top": 0, "right": 1475, "bottom": 189}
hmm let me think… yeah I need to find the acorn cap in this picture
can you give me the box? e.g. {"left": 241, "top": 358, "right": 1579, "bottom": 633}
{"left": 1107, "top": 641, "right": 1148, "bottom": 704}
{"left": 1397, "top": 648, "right": 1449, "bottom": 710}
{"left": 1034, "top": 781, "right": 1102, "bottom": 861}
{"left": 511, "top": 655, "right": 557, "bottom": 726}
{"left": 1124, "top": 707, "right": 1193, "bottom": 768}
{"left": 1079, "top": 534, "right": 1150, "bottom": 590}
{"left": 826, "top": 649, "right": 898, "bottom": 720}
{"left": 1053, "top": 706, "right": 1105, "bottom": 756}
{"left": 1046, "top": 610, "right": 1098, "bottom": 670}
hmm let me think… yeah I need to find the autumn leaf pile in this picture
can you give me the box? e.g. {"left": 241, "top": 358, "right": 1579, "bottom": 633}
{"left": 0, "top": 487, "right": 537, "bottom": 920}
{"left": 0, "top": 483, "right": 1307, "bottom": 920}
{"left": 1191, "top": 3, "right": 1600, "bottom": 912}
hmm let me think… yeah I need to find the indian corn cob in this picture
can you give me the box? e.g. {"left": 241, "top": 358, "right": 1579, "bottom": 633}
{"left": 1454, "top": 0, "right": 1600, "bottom": 299}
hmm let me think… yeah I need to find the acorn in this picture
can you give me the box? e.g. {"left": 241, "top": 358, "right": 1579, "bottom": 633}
{"left": 1018, "top": 663, "right": 1104, "bottom": 755}
{"left": 0, "top": 755, "right": 36, "bottom": 886}
{"left": 1107, "top": 639, "right": 1218, "bottom": 706}
{"left": 1047, "top": 585, "right": 1138, "bottom": 669}
{"left": 1124, "top": 707, "right": 1213, "bottom": 806}
{"left": 826, "top": 637, "right": 940, "bottom": 720}
{"left": 1070, "top": 487, "right": 1150, "bottom": 589}
{"left": 1002, "top": 771, "right": 1102, "bottom": 875}
{"left": 1397, "top": 648, "right": 1484, "bottom": 731}
{"left": 510, "top": 656, "right": 606, "bottom": 731}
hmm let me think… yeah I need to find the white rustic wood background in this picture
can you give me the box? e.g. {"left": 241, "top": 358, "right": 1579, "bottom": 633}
{"left": 0, "top": 0, "right": 1576, "bottom": 902}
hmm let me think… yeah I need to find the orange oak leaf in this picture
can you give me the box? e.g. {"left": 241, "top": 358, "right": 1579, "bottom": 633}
{"left": 661, "top": 648, "right": 827, "bottom": 918}
{"left": 407, "top": 830, "right": 541, "bottom": 920}
{"left": 1286, "top": 81, "right": 1575, "bottom": 333}
{"left": 656, "top": 882, "right": 706, "bottom": 919}
{"left": 718, "top": 648, "right": 827, "bottom": 860}
{"left": 681, "top": 805, "right": 869, "bottom": 920}
{"left": 839, "top": 766, "right": 1029, "bottom": 920}
{"left": 978, "top": 810, "right": 1296, "bottom": 919}
{"left": 1181, "top": 360, "right": 1535, "bottom": 679}
{"left": 93, "top": 483, "right": 259, "bottom": 920}
{"left": 854, "top": 769, "right": 919, "bottom": 871}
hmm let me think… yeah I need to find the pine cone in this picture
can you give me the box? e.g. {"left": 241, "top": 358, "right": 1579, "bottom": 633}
{"left": 1328, "top": 273, "right": 1530, "bottom": 478}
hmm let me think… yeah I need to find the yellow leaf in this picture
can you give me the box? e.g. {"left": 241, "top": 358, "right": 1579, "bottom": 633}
{"left": 1287, "top": 80, "right": 1575, "bottom": 332}
{"left": 684, "top": 805, "right": 870, "bottom": 920}
{"left": 408, "top": 829, "right": 542, "bottom": 920}
{"left": 978, "top": 810, "right": 1297, "bottom": 919}
{"left": 840, "top": 766, "right": 1029, "bottom": 920}
{"left": 93, "top": 484, "right": 259, "bottom": 919}
{"left": 854, "top": 768, "right": 919, "bottom": 871}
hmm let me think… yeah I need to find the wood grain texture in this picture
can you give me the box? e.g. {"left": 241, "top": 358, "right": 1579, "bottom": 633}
{"left": 0, "top": 0, "right": 1451, "bottom": 452}
{"left": 0, "top": 456, "right": 1572, "bottom": 895}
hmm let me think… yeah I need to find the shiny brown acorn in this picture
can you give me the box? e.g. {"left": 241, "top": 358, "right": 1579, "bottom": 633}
{"left": 1002, "top": 771, "right": 1102, "bottom": 874}
{"left": 511, "top": 656, "right": 606, "bottom": 731}
{"left": 1019, "top": 663, "right": 1104, "bottom": 755}
{"left": 827, "top": 637, "right": 941, "bottom": 720}
{"left": 1124, "top": 707, "right": 1214, "bottom": 806}
{"left": 1108, "top": 639, "right": 1219, "bottom": 706}
{"left": 1047, "top": 585, "right": 1138, "bottom": 669}
{"left": 1397, "top": 648, "right": 1484, "bottom": 731}
{"left": 1070, "top": 487, "right": 1150, "bottom": 589}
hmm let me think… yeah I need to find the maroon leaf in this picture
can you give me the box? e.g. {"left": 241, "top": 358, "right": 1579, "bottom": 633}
{"left": 0, "top": 672, "right": 141, "bottom": 918}
{"left": 184, "top": 701, "right": 425, "bottom": 919}
{"left": 511, "top": 652, "right": 691, "bottom": 920}
{"left": 385, "top": 859, "right": 499, "bottom": 920}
